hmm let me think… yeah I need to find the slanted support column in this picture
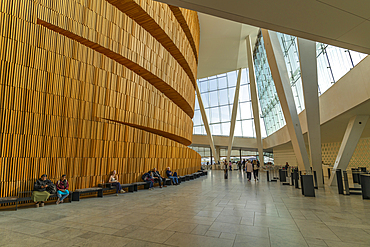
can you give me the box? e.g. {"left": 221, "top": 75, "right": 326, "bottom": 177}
{"left": 226, "top": 68, "right": 242, "bottom": 162}
{"left": 195, "top": 82, "right": 219, "bottom": 162}
{"left": 297, "top": 37, "right": 323, "bottom": 187}
{"left": 246, "top": 36, "right": 264, "bottom": 166}
{"left": 329, "top": 115, "right": 369, "bottom": 186}
{"left": 261, "top": 29, "right": 311, "bottom": 172}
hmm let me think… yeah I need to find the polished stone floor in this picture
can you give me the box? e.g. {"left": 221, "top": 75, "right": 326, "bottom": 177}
{"left": 1, "top": 170, "right": 370, "bottom": 247}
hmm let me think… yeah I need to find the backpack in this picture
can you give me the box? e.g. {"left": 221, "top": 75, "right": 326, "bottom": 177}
{"left": 47, "top": 183, "right": 57, "bottom": 194}
{"left": 142, "top": 173, "right": 150, "bottom": 181}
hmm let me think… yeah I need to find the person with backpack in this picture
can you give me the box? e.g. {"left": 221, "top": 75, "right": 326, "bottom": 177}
{"left": 56, "top": 174, "right": 69, "bottom": 204}
{"left": 142, "top": 172, "right": 154, "bottom": 190}
{"left": 166, "top": 167, "right": 179, "bottom": 185}
{"left": 109, "top": 170, "right": 126, "bottom": 195}
{"left": 32, "top": 174, "right": 53, "bottom": 207}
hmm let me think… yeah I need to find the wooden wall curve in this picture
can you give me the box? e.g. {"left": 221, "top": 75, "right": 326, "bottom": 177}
{"left": 0, "top": 0, "right": 201, "bottom": 199}
{"left": 37, "top": 1, "right": 195, "bottom": 117}
{"left": 107, "top": 0, "right": 198, "bottom": 87}
{"left": 169, "top": 5, "right": 200, "bottom": 62}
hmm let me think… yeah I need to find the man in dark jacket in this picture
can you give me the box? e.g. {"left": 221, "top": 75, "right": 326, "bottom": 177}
{"left": 56, "top": 174, "right": 69, "bottom": 204}
{"left": 31, "top": 174, "right": 52, "bottom": 207}
{"left": 151, "top": 168, "right": 167, "bottom": 188}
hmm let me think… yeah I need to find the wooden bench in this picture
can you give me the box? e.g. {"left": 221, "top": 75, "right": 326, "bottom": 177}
{"left": 16, "top": 190, "right": 72, "bottom": 208}
{"left": 72, "top": 187, "right": 103, "bottom": 201}
{"left": 0, "top": 197, "right": 18, "bottom": 210}
{"left": 131, "top": 182, "right": 151, "bottom": 191}
{"left": 198, "top": 170, "right": 208, "bottom": 176}
{"left": 98, "top": 183, "right": 135, "bottom": 193}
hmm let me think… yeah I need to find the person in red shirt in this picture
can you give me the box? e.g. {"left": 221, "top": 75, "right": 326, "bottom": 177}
{"left": 56, "top": 175, "right": 69, "bottom": 204}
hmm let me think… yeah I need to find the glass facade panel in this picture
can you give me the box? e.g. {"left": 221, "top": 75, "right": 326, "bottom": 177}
{"left": 193, "top": 68, "right": 264, "bottom": 138}
{"left": 253, "top": 31, "right": 367, "bottom": 136}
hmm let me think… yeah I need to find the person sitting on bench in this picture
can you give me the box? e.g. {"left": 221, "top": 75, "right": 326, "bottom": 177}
{"left": 142, "top": 172, "right": 154, "bottom": 190}
{"left": 32, "top": 174, "right": 52, "bottom": 208}
{"left": 109, "top": 170, "right": 126, "bottom": 196}
{"left": 56, "top": 174, "right": 69, "bottom": 204}
{"left": 151, "top": 168, "right": 167, "bottom": 188}
{"left": 166, "top": 167, "right": 179, "bottom": 185}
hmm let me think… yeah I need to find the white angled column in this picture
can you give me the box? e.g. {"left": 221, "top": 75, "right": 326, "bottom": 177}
{"left": 297, "top": 38, "right": 323, "bottom": 187}
{"left": 261, "top": 29, "right": 311, "bottom": 172}
{"left": 227, "top": 68, "right": 242, "bottom": 162}
{"left": 329, "top": 115, "right": 369, "bottom": 186}
{"left": 195, "top": 82, "right": 220, "bottom": 162}
{"left": 246, "top": 36, "right": 264, "bottom": 166}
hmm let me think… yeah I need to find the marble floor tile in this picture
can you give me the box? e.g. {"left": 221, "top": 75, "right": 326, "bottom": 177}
{"left": 164, "top": 232, "right": 233, "bottom": 247}
{"left": 2, "top": 171, "right": 370, "bottom": 247}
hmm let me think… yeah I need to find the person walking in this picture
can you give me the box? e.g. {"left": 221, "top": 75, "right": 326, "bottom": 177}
{"left": 229, "top": 161, "right": 232, "bottom": 171}
{"left": 245, "top": 160, "right": 253, "bottom": 181}
{"left": 253, "top": 160, "right": 259, "bottom": 181}
{"left": 238, "top": 161, "right": 242, "bottom": 172}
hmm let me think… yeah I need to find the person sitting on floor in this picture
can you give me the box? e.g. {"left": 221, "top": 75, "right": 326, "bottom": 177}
{"left": 166, "top": 167, "right": 179, "bottom": 185}
{"left": 151, "top": 168, "right": 167, "bottom": 188}
{"left": 109, "top": 170, "right": 126, "bottom": 196}
{"left": 142, "top": 172, "right": 154, "bottom": 190}
{"left": 32, "top": 174, "right": 52, "bottom": 208}
{"left": 56, "top": 174, "right": 69, "bottom": 204}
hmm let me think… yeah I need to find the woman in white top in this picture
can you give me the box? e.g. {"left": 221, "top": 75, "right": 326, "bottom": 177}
{"left": 109, "top": 170, "right": 125, "bottom": 195}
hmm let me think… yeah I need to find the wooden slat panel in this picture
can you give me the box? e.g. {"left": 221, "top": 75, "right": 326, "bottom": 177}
{"left": 0, "top": 0, "right": 201, "bottom": 199}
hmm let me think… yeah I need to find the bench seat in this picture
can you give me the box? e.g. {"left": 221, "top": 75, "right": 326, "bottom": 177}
{"left": 72, "top": 187, "right": 103, "bottom": 201}
{"left": 180, "top": 176, "right": 186, "bottom": 182}
{"left": 131, "top": 182, "right": 151, "bottom": 191}
{"left": 99, "top": 183, "right": 135, "bottom": 193}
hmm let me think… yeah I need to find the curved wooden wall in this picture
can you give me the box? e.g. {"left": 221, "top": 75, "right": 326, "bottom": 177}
{"left": 0, "top": 0, "right": 201, "bottom": 198}
{"left": 169, "top": 5, "right": 200, "bottom": 62}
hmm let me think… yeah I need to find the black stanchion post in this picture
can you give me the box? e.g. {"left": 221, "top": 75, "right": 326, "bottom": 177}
{"left": 279, "top": 169, "right": 286, "bottom": 182}
{"left": 301, "top": 174, "right": 304, "bottom": 195}
{"left": 343, "top": 171, "right": 350, "bottom": 195}
{"left": 294, "top": 169, "right": 299, "bottom": 189}
{"left": 313, "top": 171, "right": 318, "bottom": 189}
{"left": 302, "top": 175, "right": 315, "bottom": 197}
{"left": 322, "top": 169, "right": 324, "bottom": 184}
{"left": 336, "top": 169, "right": 344, "bottom": 194}
{"left": 291, "top": 172, "right": 294, "bottom": 186}
{"left": 361, "top": 174, "right": 370, "bottom": 199}
{"left": 328, "top": 168, "right": 331, "bottom": 179}
{"left": 224, "top": 169, "right": 228, "bottom": 179}
{"left": 267, "top": 170, "right": 270, "bottom": 182}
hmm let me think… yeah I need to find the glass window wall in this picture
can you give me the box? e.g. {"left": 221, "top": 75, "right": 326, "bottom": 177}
{"left": 253, "top": 31, "right": 367, "bottom": 136}
{"left": 193, "top": 68, "right": 267, "bottom": 138}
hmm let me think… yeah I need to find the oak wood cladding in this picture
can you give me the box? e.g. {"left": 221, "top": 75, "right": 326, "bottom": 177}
{"left": 0, "top": 0, "right": 201, "bottom": 199}
{"left": 168, "top": 5, "right": 200, "bottom": 62}
{"left": 37, "top": 19, "right": 194, "bottom": 119}
{"left": 107, "top": 0, "right": 198, "bottom": 86}
{"left": 37, "top": 0, "right": 195, "bottom": 118}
